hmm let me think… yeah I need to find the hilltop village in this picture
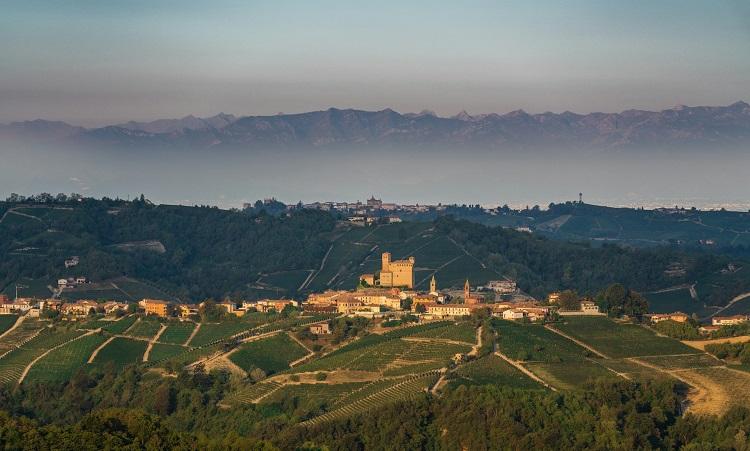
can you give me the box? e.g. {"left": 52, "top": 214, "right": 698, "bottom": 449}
{"left": 3, "top": 251, "right": 743, "bottom": 334}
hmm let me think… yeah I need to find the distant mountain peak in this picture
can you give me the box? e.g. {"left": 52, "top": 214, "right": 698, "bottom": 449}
{"left": 4, "top": 101, "right": 749, "bottom": 151}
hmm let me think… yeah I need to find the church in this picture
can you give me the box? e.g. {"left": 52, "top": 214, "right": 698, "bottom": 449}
{"left": 360, "top": 252, "right": 415, "bottom": 289}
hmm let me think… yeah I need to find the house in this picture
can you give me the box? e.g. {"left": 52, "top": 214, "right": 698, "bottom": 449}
{"left": 64, "top": 256, "right": 79, "bottom": 268}
{"left": 699, "top": 325, "right": 721, "bottom": 335}
{"left": 177, "top": 304, "right": 198, "bottom": 318}
{"left": 425, "top": 303, "right": 473, "bottom": 318}
{"left": 58, "top": 279, "right": 69, "bottom": 289}
{"left": 75, "top": 277, "right": 87, "bottom": 285}
{"left": 310, "top": 323, "right": 332, "bottom": 335}
{"left": 0, "top": 295, "right": 8, "bottom": 304}
{"left": 62, "top": 300, "right": 99, "bottom": 317}
{"left": 218, "top": 301, "right": 244, "bottom": 316}
{"left": 502, "top": 309, "right": 526, "bottom": 320}
{"left": 580, "top": 301, "right": 600, "bottom": 314}
{"left": 303, "top": 304, "right": 338, "bottom": 314}
{"left": 547, "top": 292, "right": 561, "bottom": 304}
{"left": 351, "top": 290, "right": 402, "bottom": 310}
{"left": 102, "top": 301, "right": 128, "bottom": 315}
{"left": 255, "top": 299, "right": 297, "bottom": 313}
{"left": 712, "top": 315, "right": 748, "bottom": 326}
{"left": 649, "top": 312, "right": 689, "bottom": 324}
{"left": 484, "top": 280, "right": 517, "bottom": 294}
{"left": 140, "top": 299, "right": 170, "bottom": 317}
{"left": 337, "top": 300, "right": 363, "bottom": 314}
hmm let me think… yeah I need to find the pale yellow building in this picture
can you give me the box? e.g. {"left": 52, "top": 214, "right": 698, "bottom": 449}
{"left": 360, "top": 252, "right": 415, "bottom": 288}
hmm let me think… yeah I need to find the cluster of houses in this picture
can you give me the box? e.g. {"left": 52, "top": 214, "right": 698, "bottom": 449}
{"left": 138, "top": 298, "right": 299, "bottom": 319}
{"left": 0, "top": 296, "right": 128, "bottom": 318}
{"left": 648, "top": 311, "right": 750, "bottom": 334}
{"left": 57, "top": 276, "right": 88, "bottom": 289}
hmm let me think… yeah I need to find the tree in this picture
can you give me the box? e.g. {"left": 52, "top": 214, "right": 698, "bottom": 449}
{"left": 558, "top": 290, "right": 580, "bottom": 311}
{"left": 415, "top": 304, "right": 427, "bottom": 314}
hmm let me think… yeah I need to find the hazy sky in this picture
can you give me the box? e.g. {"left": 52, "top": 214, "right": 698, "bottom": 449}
{"left": 2, "top": 0, "right": 749, "bottom": 125}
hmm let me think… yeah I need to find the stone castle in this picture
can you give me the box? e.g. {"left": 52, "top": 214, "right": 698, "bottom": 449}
{"left": 360, "top": 252, "right": 415, "bottom": 289}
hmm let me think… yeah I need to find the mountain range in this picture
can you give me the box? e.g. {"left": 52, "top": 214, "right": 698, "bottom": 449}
{"left": 2, "top": 101, "right": 749, "bottom": 152}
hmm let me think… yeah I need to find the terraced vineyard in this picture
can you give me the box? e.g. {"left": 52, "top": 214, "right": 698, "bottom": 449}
{"left": 450, "top": 354, "right": 544, "bottom": 389}
{"left": 0, "top": 328, "right": 83, "bottom": 385}
{"left": 555, "top": 317, "right": 695, "bottom": 358}
{"left": 493, "top": 319, "right": 590, "bottom": 362}
{"left": 148, "top": 343, "right": 185, "bottom": 362}
{"left": 158, "top": 321, "right": 196, "bottom": 345}
{"left": 0, "top": 319, "right": 44, "bottom": 355}
{"left": 189, "top": 322, "right": 254, "bottom": 347}
{"left": 102, "top": 315, "right": 138, "bottom": 334}
{"left": 409, "top": 322, "right": 476, "bottom": 343}
{"left": 126, "top": 319, "right": 163, "bottom": 339}
{"left": 261, "top": 382, "right": 367, "bottom": 406}
{"left": 301, "top": 371, "right": 440, "bottom": 426}
{"left": 223, "top": 380, "right": 283, "bottom": 405}
{"left": 92, "top": 337, "right": 147, "bottom": 368}
{"left": 0, "top": 315, "right": 19, "bottom": 335}
{"left": 229, "top": 333, "right": 308, "bottom": 374}
{"left": 24, "top": 333, "right": 107, "bottom": 383}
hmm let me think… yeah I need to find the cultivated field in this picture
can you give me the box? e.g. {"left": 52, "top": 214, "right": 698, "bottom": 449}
{"left": 92, "top": 337, "right": 148, "bottom": 369}
{"left": 554, "top": 317, "right": 695, "bottom": 358}
{"left": 229, "top": 333, "right": 308, "bottom": 374}
{"left": 159, "top": 321, "right": 196, "bottom": 345}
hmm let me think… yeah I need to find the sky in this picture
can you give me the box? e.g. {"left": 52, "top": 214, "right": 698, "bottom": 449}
{"left": 1, "top": 0, "right": 749, "bottom": 126}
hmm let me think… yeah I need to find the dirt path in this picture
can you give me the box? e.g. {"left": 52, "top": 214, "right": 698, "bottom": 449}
{"left": 288, "top": 332, "right": 315, "bottom": 367}
{"left": 467, "top": 326, "right": 482, "bottom": 357}
{"left": 494, "top": 351, "right": 557, "bottom": 392}
{"left": 88, "top": 336, "right": 115, "bottom": 363}
{"left": 142, "top": 323, "right": 168, "bottom": 362}
{"left": 0, "top": 316, "right": 24, "bottom": 341}
{"left": 123, "top": 317, "right": 140, "bottom": 335}
{"left": 430, "top": 368, "right": 449, "bottom": 394}
{"left": 628, "top": 357, "right": 728, "bottom": 416}
{"left": 184, "top": 322, "right": 201, "bottom": 346}
{"left": 19, "top": 329, "right": 100, "bottom": 385}
{"left": 683, "top": 335, "right": 750, "bottom": 351}
{"left": 544, "top": 324, "right": 610, "bottom": 359}
{"left": 299, "top": 244, "right": 334, "bottom": 290}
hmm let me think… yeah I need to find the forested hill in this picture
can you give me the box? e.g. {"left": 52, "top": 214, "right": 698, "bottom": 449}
{"left": 1, "top": 197, "right": 747, "bottom": 306}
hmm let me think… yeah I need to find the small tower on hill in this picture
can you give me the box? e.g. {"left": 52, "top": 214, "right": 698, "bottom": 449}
{"left": 430, "top": 275, "right": 437, "bottom": 294}
{"left": 464, "top": 279, "right": 470, "bottom": 302}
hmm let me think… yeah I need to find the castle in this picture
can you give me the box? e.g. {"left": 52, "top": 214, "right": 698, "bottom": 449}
{"left": 360, "top": 252, "right": 415, "bottom": 288}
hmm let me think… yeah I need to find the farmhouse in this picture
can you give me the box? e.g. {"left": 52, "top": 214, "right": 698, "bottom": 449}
{"left": 649, "top": 312, "right": 689, "bottom": 324}
{"left": 178, "top": 304, "right": 198, "bottom": 318}
{"left": 337, "top": 300, "right": 363, "bottom": 314}
{"left": 140, "top": 299, "right": 170, "bottom": 317}
{"left": 102, "top": 301, "right": 128, "bottom": 315}
{"left": 712, "top": 315, "right": 748, "bottom": 326}
{"left": 310, "top": 323, "right": 332, "bottom": 335}
{"left": 218, "top": 301, "right": 244, "bottom": 316}
{"left": 547, "top": 292, "right": 561, "bottom": 304}
{"left": 484, "top": 279, "right": 517, "bottom": 294}
{"left": 352, "top": 290, "right": 402, "bottom": 310}
{"left": 254, "top": 299, "right": 297, "bottom": 313}
{"left": 425, "top": 303, "right": 474, "bottom": 318}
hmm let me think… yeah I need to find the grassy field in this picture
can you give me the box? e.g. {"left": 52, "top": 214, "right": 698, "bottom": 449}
{"left": 92, "top": 337, "right": 147, "bottom": 369}
{"left": 449, "top": 354, "right": 544, "bottom": 390}
{"left": 0, "top": 316, "right": 19, "bottom": 335}
{"left": 159, "top": 321, "right": 196, "bottom": 345}
{"left": 24, "top": 333, "right": 107, "bottom": 383}
{"left": 126, "top": 319, "right": 163, "bottom": 339}
{"left": 555, "top": 317, "right": 695, "bottom": 358}
{"left": 229, "top": 333, "right": 308, "bottom": 374}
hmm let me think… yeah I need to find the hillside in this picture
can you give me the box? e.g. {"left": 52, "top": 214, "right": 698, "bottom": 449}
{"left": 1, "top": 312, "right": 749, "bottom": 448}
{"left": 2, "top": 197, "right": 750, "bottom": 314}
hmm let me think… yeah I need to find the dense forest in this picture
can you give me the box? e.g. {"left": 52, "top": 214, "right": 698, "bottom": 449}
{"left": 0, "top": 196, "right": 335, "bottom": 300}
{"left": 1, "top": 365, "right": 749, "bottom": 450}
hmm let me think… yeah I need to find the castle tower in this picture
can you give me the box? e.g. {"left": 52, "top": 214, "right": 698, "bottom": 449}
{"left": 430, "top": 275, "right": 437, "bottom": 294}
{"left": 464, "top": 279, "right": 470, "bottom": 301}
{"left": 381, "top": 252, "right": 391, "bottom": 272}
